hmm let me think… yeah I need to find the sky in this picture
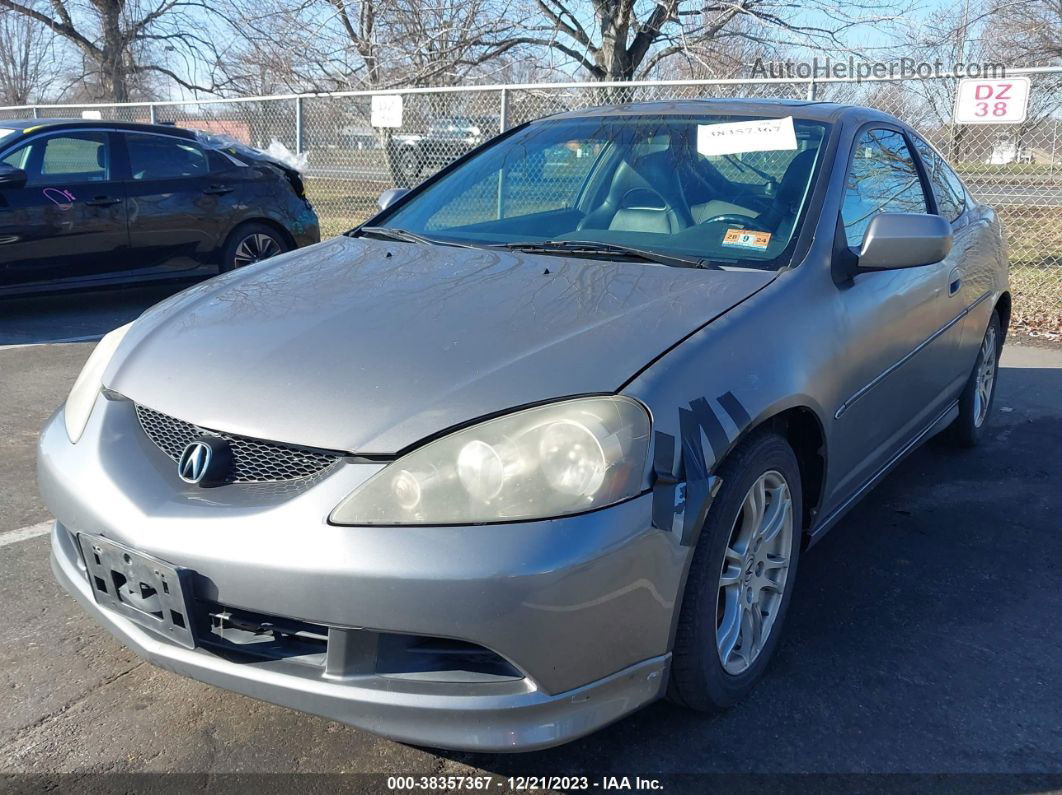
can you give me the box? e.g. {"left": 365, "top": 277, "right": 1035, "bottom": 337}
{"left": 148, "top": 0, "right": 988, "bottom": 102}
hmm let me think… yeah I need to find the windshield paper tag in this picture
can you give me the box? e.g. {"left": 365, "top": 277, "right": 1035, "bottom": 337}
{"left": 722, "top": 228, "right": 772, "bottom": 250}
{"left": 697, "top": 116, "right": 797, "bottom": 157}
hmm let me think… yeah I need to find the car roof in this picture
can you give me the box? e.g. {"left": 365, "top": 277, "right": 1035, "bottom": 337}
{"left": 542, "top": 98, "right": 899, "bottom": 125}
{"left": 0, "top": 118, "right": 197, "bottom": 139}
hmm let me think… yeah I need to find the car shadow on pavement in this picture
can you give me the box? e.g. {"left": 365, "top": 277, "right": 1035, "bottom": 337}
{"left": 431, "top": 360, "right": 1062, "bottom": 776}
{"left": 0, "top": 283, "right": 196, "bottom": 346}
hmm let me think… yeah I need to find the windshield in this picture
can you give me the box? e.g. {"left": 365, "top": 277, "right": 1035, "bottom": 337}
{"left": 380, "top": 114, "right": 829, "bottom": 269}
{"left": 0, "top": 128, "right": 18, "bottom": 146}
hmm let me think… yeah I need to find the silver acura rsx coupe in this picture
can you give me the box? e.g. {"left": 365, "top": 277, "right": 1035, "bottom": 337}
{"left": 40, "top": 99, "right": 1008, "bottom": 751}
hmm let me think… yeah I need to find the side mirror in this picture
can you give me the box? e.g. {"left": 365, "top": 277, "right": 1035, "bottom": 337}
{"left": 377, "top": 187, "right": 410, "bottom": 211}
{"left": 856, "top": 212, "right": 952, "bottom": 271}
{"left": 0, "top": 164, "right": 27, "bottom": 189}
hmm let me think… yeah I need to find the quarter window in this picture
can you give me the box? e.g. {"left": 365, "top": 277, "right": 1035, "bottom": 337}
{"left": 841, "top": 128, "right": 928, "bottom": 248}
{"left": 912, "top": 136, "right": 966, "bottom": 222}
{"left": 126, "top": 134, "right": 208, "bottom": 180}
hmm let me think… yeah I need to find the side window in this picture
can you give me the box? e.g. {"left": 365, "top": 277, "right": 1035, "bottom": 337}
{"left": 912, "top": 136, "right": 966, "bottom": 222}
{"left": 126, "top": 134, "right": 208, "bottom": 180}
{"left": 940, "top": 165, "right": 968, "bottom": 211}
{"left": 2, "top": 132, "right": 110, "bottom": 185}
{"left": 841, "top": 128, "right": 927, "bottom": 248}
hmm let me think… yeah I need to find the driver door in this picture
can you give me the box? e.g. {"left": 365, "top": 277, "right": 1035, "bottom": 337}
{"left": 826, "top": 126, "right": 962, "bottom": 504}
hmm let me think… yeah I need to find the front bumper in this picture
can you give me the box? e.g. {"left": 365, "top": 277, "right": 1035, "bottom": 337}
{"left": 52, "top": 524, "right": 667, "bottom": 751}
{"left": 40, "top": 396, "right": 681, "bottom": 751}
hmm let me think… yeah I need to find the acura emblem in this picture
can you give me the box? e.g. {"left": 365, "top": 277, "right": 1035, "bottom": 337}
{"left": 177, "top": 437, "right": 232, "bottom": 487}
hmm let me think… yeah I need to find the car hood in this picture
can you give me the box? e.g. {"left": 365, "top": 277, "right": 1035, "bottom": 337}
{"left": 106, "top": 236, "right": 774, "bottom": 454}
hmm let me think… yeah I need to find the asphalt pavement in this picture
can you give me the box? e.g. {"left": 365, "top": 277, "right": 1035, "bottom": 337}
{"left": 1, "top": 286, "right": 1061, "bottom": 786}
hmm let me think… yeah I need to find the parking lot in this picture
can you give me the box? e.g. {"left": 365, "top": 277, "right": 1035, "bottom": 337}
{"left": 1, "top": 285, "right": 1061, "bottom": 784}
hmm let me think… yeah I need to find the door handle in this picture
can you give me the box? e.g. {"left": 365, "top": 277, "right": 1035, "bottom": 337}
{"left": 202, "top": 185, "right": 233, "bottom": 196}
{"left": 85, "top": 196, "right": 121, "bottom": 207}
{"left": 948, "top": 267, "right": 962, "bottom": 296}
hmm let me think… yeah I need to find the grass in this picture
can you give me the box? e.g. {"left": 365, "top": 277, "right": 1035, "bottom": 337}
{"left": 304, "top": 176, "right": 384, "bottom": 237}
{"left": 1001, "top": 205, "right": 1062, "bottom": 336}
{"left": 955, "top": 163, "right": 1062, "bottom": 178}
{"left": 306, "top": 148, "right": 388, "bottom": 170}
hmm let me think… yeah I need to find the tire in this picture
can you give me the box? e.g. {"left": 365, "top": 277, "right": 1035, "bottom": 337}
{"left": 946, "top": 311, "right": 1002, "bottom": 448}
{"left": 221, "top": 223, "right": 290, "bottom": 272}
{"left": 399, "top": 149, "right": 421, "bottom": 182}
{"left": 668, "top": 430, "right": 802, "bottom": 712}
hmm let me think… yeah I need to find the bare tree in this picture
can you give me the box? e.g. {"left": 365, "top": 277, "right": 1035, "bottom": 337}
{"left": 0, "top": 5, "right": 58, "bottom": 103}
{"left": 219, "top": 0, "right": 382, "bottom": 94}
{"left": 223, "top": 0, "right": 536, "bottom": 93}
{"left": 648, "top": 15, "right": 785, "bottom": 80}
{"left": 0, "top": 0, "right": 232, "bottom": 101}
{"left": 386, "top": 0, "right": 537, "bottom": 86}
{"left": 894, "top": 0, "right": 1062, "bottom": 161}
{"left": 528, "top": 0, "right": 911, "bottom": 81}
{"left": 989, "top": 0, "right": 1062, "bottom": 66}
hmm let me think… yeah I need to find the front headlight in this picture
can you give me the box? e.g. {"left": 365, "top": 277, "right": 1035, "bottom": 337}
{"left": 330, "top": 396, "right": 651, "bottom": 525}
{"left": 64, "top": 322, "right": 133, "bottom": 443}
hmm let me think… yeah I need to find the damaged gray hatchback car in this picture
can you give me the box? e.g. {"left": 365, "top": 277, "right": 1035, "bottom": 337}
{"left": 40, "top": 99, "right": 1009, "bottom": 751}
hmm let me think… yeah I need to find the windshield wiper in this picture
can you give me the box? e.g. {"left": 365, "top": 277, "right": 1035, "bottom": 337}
{"left": 493, "top": 240, "right": 720, "bottom": 270}
{"left": 353, "top": 225, "right": 474, "bottom": 248}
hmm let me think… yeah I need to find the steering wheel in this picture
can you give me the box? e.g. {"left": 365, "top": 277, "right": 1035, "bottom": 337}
{"left": 701, "top": 213, "right": 772, "bottom": 232}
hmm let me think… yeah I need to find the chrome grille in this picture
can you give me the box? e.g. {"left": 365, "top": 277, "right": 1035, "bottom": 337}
{"left": 134, "top": 404, "right": 341, "bottom": 484}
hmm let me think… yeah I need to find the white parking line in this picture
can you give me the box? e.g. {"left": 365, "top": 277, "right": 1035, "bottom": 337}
{"left": 0, "top": 522, "right": 53, "bottom": 548}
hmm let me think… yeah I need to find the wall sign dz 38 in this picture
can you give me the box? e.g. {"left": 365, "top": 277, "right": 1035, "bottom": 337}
{"left": 954, "top": 76, "right": 1031, "bottom": 124}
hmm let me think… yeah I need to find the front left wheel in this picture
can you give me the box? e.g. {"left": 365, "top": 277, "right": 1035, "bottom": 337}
{"left": 668, "top": 430, "right": 802, "bottom": 712}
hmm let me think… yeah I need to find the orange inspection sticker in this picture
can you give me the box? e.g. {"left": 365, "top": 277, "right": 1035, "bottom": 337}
{"left": 722, "top": 228, "right": 772, "bottom": 250}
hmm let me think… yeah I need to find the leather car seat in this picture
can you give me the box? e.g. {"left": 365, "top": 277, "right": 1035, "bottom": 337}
{"left": 580, "top": 150, "right": 693, "bottom": 233}
{"left": 608, "top": 187, "right": 682, "bottom": 234}
{"left": 755, "top": 148, "right": 817, "bottom": 232}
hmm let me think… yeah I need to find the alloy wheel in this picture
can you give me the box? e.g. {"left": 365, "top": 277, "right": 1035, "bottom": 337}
{"left": 716, "top": 470, "right": 794, "bottom": 676}
{"left": 233, "top": 233, "right": 282, "bottom": 268}
{"left": 973, "top": 324, "right": 997, "bottom": 428}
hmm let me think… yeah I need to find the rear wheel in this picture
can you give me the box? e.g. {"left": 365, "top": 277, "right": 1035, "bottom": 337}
{"left": 668, "top": 431, "right": 802, "bottom": 711}
{"left": 946, "top": 311, "right": 1002, "bottom": 447}
{"left": 221, "top": 223, "right": 290, "bottom": 272}
{"left": 399, "top": 149, "right": 421, "bottom": 182}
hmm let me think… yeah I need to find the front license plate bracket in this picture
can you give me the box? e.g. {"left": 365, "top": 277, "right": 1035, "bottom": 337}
{"left": 77, "top": 534, "right": 196, "bottom": 649}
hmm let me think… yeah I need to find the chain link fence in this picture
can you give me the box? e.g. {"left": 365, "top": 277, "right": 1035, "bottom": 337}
{"left": 2, "top": 68, "right": 1060, "bottom": 337}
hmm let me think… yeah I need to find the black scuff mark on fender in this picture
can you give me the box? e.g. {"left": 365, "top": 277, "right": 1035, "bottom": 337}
{"left": 686, "top": 397, "right": 729, "bottom": 460}
{"left": 717, "top": 390, "right": 751, "bottom": 428}
{"left": 652, "top": 391, "right": 753, "bottom": 545}
{"left": 677, "top": 406, "right": 714, "bottom": 545}
{"left": 650, "top": 431, "right": 678, "bottom": 533}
